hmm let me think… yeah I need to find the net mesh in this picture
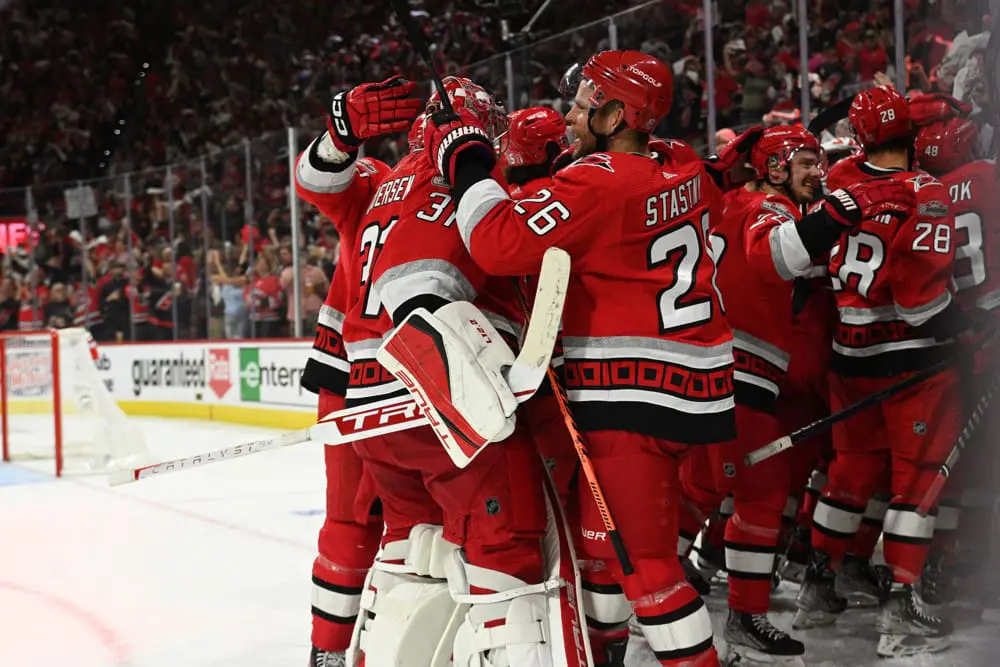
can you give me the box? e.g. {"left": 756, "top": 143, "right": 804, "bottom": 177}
{"left": 3, "top": 329, "right": 150, "bottom": 474}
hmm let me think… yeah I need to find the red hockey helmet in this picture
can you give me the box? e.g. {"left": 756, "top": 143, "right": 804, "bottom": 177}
{"left": 407, "top": 112, "right": 427, "bottom": 152}
{"left": 849, "top": 85, "right": 912, "bottom": 150}
{"left": 915, "top": 117, "right": 978, "bottom": 174}
{"left": 498, "top": 106, "right": 569, "bottom": 167}
{"left": 579, "top": 50, "right": 673, "bottom": 133}
{"left": 426, "top": 76, "right": 507, "bottom": 141}
{"left": 751, "top": 124, "right": 823, "bottom": 180}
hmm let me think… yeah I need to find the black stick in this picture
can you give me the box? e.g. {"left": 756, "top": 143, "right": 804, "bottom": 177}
{"left": 388, "top": 0, "right": 453, "bottom": 114}
{"left": 745, "top": 357, "right": 952, "bottom": 466}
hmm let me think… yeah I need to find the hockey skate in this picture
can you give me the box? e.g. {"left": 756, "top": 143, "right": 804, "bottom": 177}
{"left": 792, "top": 553, "right": 846, "bottom": 629}
{"left": 876, "top": 583, "right": 953, "bottom": 658}
{"left": 917, "top": 549, "right": 955, "bottom": 605}
{"left": 835, "top": 554, "right": 886, "bottom": 608}
{"left": 309, "top": 646, "right": 346, "bottom": 667}
{"left": 722, "top": 609, "right": 805, "bottom": 666}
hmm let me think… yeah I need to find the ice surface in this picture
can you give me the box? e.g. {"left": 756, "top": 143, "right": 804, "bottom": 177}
{"left": 1, "top": 417, "right": 998, "bottom": 666}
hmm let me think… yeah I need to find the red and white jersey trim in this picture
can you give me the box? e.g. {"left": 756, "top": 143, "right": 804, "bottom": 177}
{"left": 561, "top": 335, "right": 734, "bottom": 415}
{"left": 319, "top": 304, "right": 345, "bottom": 333}
{"left": 375, "top": 258, "right": 478, "bottom": 316}
{"left": 456, "top": 179, "right": 510, "bottom": 247}
{"left": 295, "top": 135, "right": 357, "bottom": 194}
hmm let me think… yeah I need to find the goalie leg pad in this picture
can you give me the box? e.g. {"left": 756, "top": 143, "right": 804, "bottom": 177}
{"left": 346, "top": 525, "right": 465, "bottom": 667}
{"left": 377, "top": 302, "right": 518, "bottom": 468}
{"left": 446, "top": 477, "right": 592, "bottom": 667}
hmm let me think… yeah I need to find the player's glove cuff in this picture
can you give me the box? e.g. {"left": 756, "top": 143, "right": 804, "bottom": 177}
{"left": 430, "top": 111, "right": 496, "bottom": 187}
{"left": 822, "top": 188, "right": 862, "bottom": 226}
{"left": 329, "top": 91, "right": 361, "bottom": 153}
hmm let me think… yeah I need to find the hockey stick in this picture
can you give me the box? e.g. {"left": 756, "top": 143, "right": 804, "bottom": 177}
{"left": 807, "top": 97, "right": 853, "bottom": 137}
{"left": 745, "top": 357, "right": 953, "bottom": 467}
{"left": 110, "top": 248, "right": 570, "bottom": 486}
{"left": 389, "top": 0, "right": 452, "bottom": 113}
{"left": 512, "top": 279, "right": 635, "bottom": 576}
{"left": 916, "top": 372, "right": 1000, "bottom": 516}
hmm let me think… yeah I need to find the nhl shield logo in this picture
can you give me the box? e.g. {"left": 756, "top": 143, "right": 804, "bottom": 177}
{"left": 723, "top": 462, "right": 737, "bottom": 478}
{"left": 913, "top": 421, "right": 927, "bottom": 435}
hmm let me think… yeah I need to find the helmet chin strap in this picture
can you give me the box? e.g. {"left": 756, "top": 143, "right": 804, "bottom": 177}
{"left": 587, "top": 107, "right": 627, "bottom": 152}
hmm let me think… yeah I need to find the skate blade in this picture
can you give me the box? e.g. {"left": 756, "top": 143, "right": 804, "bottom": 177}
{"left": 847, "top": 593, "right": 879, "bottom": 609}
{"left": 791, "top": 608, "right": 840, "bottom": 630}
{"left": 723, "top": 645, "right": 806, "bottom": 666}
{"left": 876, "top": 633, "right": 951, "bottom": 658}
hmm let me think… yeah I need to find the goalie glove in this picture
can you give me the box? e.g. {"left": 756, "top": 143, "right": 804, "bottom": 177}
{"left": 328, "top": 76, "right": 423, "bottom": 153}
{"left": 822, "top": 177, "right": 916, "bottom": 227}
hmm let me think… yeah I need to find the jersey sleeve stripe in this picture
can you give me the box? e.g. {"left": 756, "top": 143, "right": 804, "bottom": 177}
{"left": 319, "top": 304, "right": 345, "bottom": 332}
{"left": 894, "top": 290, "right": 952, "bottom": 326}
{"left": 838, "top": 304, "right": 899, "bottom": 325}
{"left": 375, "top": 259, "right": 478, "bottom": 317}
{"left": 456, "top": 179, "right": 509, "bottom": 248}
{"left": 768, "top": 222, "right": 812, "bottom": 280}
{"left": 832, "top": 337, "right": 945, "bottom": 358}
{"left": 309, "top": 347, "right": 350, "bottom": 373}
{"left": 296, "top": 135, "right": 357, "bottom": 194}
{"left": 732, "top": 330, "right": 790, "bottom": 371}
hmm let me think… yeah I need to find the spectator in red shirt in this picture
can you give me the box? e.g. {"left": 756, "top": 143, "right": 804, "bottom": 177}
{"left": 247, "top": 253, "right": 282, "bottom": 338}
{"left": 858, "top": 29, "right": 889, "bottom": 82}
{"left": 836, "top": 21, "right": 862, "bottom": 73}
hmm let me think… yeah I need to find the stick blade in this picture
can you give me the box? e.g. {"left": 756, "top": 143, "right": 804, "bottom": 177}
{"left": 108, "top": 469, "right": 137, "bottom": 487}
{"left": 507, "top": 247, "right": 571, "bottom": 399}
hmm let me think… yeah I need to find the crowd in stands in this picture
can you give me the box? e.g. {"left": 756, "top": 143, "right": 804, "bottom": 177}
{"left": 0, "top": 0, "right": 992, "bottom": 340}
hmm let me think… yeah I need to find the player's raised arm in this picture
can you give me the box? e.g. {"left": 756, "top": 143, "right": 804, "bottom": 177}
{"left": 295, "top": 76, "right": 421, "bottom": 233}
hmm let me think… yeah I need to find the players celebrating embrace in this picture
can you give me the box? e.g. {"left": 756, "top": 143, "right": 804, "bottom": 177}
{"left": 296, "top": 43, "right": 993, "bottom": 666}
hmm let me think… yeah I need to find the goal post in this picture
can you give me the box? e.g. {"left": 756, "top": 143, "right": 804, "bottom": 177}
{"left": 0, "top": 328, "right": 150, "bottom": 477}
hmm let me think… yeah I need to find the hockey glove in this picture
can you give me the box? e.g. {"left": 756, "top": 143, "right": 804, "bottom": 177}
{"left": 704, "top": 125, "right": 764, "bottom": 191}
{"left": 822, "top": 177, "right": 915, "bottom": 227}
{"left": 328, "top": 76, "right": 423, "bottom": 153}
{"left": 909, "top": 92, "right": 973, "bottom": 127}
{"left": 424, "top": 108, "right": 496, "bottom": 188}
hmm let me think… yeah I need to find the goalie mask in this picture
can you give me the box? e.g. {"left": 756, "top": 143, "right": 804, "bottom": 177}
{"left": 426, "top": 76, "right": 508, "bottom": 142}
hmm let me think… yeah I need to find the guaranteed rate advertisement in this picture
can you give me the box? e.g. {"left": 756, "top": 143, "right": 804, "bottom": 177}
{"left": 96, "top": 340, "right": 316, "bottom": 413}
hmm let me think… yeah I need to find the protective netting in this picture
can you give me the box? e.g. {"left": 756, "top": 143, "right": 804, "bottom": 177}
{"left": 2, "top": 329, "right": 150, "bottom": 474}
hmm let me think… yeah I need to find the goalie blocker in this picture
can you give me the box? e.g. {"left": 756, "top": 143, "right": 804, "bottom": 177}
{"left": 377, "top": 301, "right": 519, "bottom": 468}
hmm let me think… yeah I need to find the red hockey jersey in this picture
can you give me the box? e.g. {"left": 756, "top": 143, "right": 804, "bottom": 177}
{"left": 714, "top": 188, "right": 798, "bottom": 414}
{"left": 456, "top": 151, "right": 736, "bottom": 444}
{"left": 938, "top": 160, "right": 1000, "bottom": 313}
{"left": 294, "top": 140, "right": 390, "bottom": 397}
{"left": 358, "top": 152, "right": 525, "bottom": 408}
{"left": 826, "top": 154, "right": 867, "bottom": 192}
{"left": 827, "top": 164, "right": 956, "bottom": 377}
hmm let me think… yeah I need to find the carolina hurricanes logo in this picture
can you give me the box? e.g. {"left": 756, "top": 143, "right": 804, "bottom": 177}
{"left": 567, "top": 153, "right": 615, "bottom": 173}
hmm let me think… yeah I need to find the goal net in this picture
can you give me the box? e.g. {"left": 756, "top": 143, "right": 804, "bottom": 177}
{"left": 1, "top": 328, "right": 150, "bottom": 476}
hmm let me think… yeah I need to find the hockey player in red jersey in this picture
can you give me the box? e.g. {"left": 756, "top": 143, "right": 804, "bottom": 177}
{"left": 418, "top": 50, "right": 728, "bottom": 667}
{"left": 293, "top": 75, "right": 420, "bottom": 667}
{"left": 337, "top": 77, "right": 592, "bottom": 667}
{"left": 914, "top": 116, "right": 1000, "bottom": 604}
{"left": 794, "top": 85, "right": 964, "bottom": 658}
{"left": 676, "top": 124, "right": 914, "bottom": 663}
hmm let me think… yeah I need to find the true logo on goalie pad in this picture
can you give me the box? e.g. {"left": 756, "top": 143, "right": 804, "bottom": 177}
{"left": 318, "top": 397, "right": 425, "bottom": 434}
